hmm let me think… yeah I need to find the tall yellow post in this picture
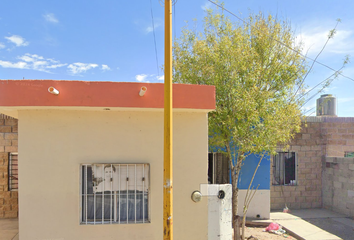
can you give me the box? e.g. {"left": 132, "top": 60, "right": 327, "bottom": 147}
{"left": 163, "top": 0, "right": 173, "bottom": 240}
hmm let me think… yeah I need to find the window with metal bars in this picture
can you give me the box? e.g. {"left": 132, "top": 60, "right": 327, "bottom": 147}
{"left": 8, "top": 153, "right": 18, "bottom": 191}
{"left": 80, "top": 164, "right": 150, "bottom": 224}
{"left": 208, "top": 153, "right": 230, "bottom": 184}
{"left": 272, "top": 152, "right": 297, "bottom": 186}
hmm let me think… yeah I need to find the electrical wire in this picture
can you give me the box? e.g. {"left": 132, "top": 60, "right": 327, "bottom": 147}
{"left": 206, "top": 0, "right": 354, "bottom": 83}
{"left": 299, "top": 66, "right": 344, "bottom": 107}
{"left": 303, "top": 107, "right": 315, "bottom": 115}
{"left": 159, "top": 0, "right": 178, "bottom": 7}
{"left": 307, "top": 111, "right": 316, "bottom": 116}
{"left": 150, "top": 0, "right": 160, "bottom": 77}
{"left": 294, "top": 21, "right": 340, "bottom": 97}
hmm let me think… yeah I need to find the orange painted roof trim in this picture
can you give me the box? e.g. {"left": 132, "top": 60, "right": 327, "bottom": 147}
{"left": 0, "top": 80, "right": 215, "bottom": 110}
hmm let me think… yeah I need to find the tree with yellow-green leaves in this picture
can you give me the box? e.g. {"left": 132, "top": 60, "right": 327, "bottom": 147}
{"left": 173, "top": 6, "right": 309, "bottom": 240}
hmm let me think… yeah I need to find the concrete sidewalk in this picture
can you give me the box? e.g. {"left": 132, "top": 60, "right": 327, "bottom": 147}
{"left": 1, "top": 209, "right": 353, "bottom": 240}
{"left": 0, "top": 218, "right": 18, "bottom": 240}
{"left": 269, "top": 209, "right": 354, "bottom": 240}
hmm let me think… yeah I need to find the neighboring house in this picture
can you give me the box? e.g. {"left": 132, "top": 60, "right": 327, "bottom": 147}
{"left": 208, "top": 94, "right": 354, "bottom": 218}
{"left": 271, "top": 94, "right": 338, "bottom": 210}
{"left": 237, "top": 153, "right": 270, "bottom": 218}
{"left": 0, "top": 114, "right": 18, "bottom": 218}
{"left": 208, "top": 148, "right": 271, "bottom": 219}
{"left": 271, "top": 115, "right": 354, "bottom": 217}
{"left": 0, "top": 80, "right": 215, "bottom": 240}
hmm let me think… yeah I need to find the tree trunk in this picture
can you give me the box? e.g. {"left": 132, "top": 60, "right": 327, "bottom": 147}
{"left": 231, "top": 159, "right": 243, "bottom": 240}
{"left": 226, "top": 145, "right": 243, "bottom": 240}
{"left": 232, "top": 176, "right": 240, "bottom": 240}
{"left": 234, "top": 215, "right": 241, "bottom": 240}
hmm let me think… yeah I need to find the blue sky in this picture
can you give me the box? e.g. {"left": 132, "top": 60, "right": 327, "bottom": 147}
{"left": 0, "top": 0, "right": 353, "bottom": 116}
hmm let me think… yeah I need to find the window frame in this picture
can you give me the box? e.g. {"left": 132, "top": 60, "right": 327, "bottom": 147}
{"left": 272, "top": 152, "right": 298, "bottom": 186}
{"left": 8, "top": 152, "right": 18, "bottom": 191}
{"left": 208, "top": 152, "right": 230, "bottom": 184}
{"left": 79, "top": 163, "right": 150, "bottom": 225}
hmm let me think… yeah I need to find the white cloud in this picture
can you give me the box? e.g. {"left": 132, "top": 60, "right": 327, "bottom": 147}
{"left": 46, "top": 63, "right": 67, "bottom": 69}
{"left": 101, "top": 64, "right": 111, "bottom": 71}
{"left": 146, "top": 26, "right": 153, "bottom": 33}
{"left": 323, "top": 86, "right": 338, "bottom": 93}
{"left": 33, "top": 61, "right": 47, "bottom": 68}
{"left": 46, "top": 58, "right": 59, "bottom": 63}
{"left": 201, "top": 2, "right": 212, "bottom": 10}
{"left": 19, "top": 55, "right": 38, "bottom": 62}
{"left": 135, "top": 74, "right": 163, "bottom": 83}
{"left": 136, "top": 74, "right": 148, "bottom": 82}
{"left": 145, "top": 22, "right": 162, "bottom": 34}
{"left": 296, "top": 28, "right": 354, "bottom": 55}
{"left": 136, "top": 17, "right": 162, "bottom": 34}
{"left": 68, "top": 62, "right": 98, "bottom": 75}
{"left": 5, "top": 35, "right": 29, "bottom": 47}
{"left": 0, "top": 60, "right": 28, "bottom": 69}
{"left": 19, "top": 54, "right": 66, "bottom": 72}
{"left": 134, "top": 17, "right": 163, "bottom": 35}
{"left": 0, "top": 53, "right": 67, "bottom": 72}
{"left": 0, "top": 43, "right": 5, "bottom": 49}
{"left": 43, "top": 13, "right": 59, "bottom": 23}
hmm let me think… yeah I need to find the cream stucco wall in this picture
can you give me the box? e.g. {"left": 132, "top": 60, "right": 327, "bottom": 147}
{"left": 18, "top": 109, "right": 209, "bottom": 240}
{"left": 237, "top": 190, "right": 270, "bottom": 219}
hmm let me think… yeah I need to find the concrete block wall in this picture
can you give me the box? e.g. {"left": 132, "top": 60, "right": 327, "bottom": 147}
{"left": 321, "top": 122, "right": 354, "bottom": 157}
{"left": 271, "top": 122, "right": 323, "bottom": 210}
{"left": 271, "top": 117, "right": 354, "bottom": 210}
{"left": 323, "top": 157, "right": 354, "bottom": 217}
{"left": 0, "top": 114, "right": 18, "bottom": 218}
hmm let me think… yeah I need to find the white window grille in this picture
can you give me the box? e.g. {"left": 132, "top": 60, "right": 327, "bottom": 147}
{"left": 8, "top": 153, "right": 18, "bottom": 191}
{"left": 80, "top": 164, "right": 150, "bottom": 224}
{"left": 272, "top": 152, "right": 297, "bottom": 186}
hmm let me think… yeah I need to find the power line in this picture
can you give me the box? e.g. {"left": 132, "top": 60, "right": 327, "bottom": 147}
{"left": 307, "top": 111, "right": 316, "bottom": 117}
{"left": 206, "top": 0, "right": 354, "bottom": 83}
{"left": 303, "top": 107, "right": 315, "bottom": 115}
{"left": 299, "top": 65, "right": 344, "bottom": 107}
{"left": 294, "top": 21, "right": 339, "bottom": 97}
{"left": 150, "top": 0, "right": 160, "bottom": 77}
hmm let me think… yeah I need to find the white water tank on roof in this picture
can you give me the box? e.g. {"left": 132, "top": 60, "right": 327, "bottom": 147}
{"left": 316, "top": 94, "right": 337, "bottom": 116}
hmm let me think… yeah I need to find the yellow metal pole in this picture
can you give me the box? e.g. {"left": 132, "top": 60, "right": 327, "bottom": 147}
{"left": 163, "top": 0, "right": 173, "bottom": 240}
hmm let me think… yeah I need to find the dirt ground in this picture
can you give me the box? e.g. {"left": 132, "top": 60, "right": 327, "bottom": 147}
{"left": 243, "top": 226, "right": 297, "bottom": 240}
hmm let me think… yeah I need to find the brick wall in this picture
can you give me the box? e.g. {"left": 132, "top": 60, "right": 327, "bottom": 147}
{"left": 0, "top": 114, "right": 18, "bottom": 218}
{"left": 271, "top": 117, "right": 354, "bottom": 210}
{"left": 271, "top": 122, "right": 323, "bottom": 210}
{"left": 323, "top": 157, "right": 354, "bottom": 217}
{"left": 321, "top": 122, "right": 354, "bottom": 157}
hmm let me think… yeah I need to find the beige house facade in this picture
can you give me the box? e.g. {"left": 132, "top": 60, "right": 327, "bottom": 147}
{"left": 0, "top": 80, "right": 215, "bottom": 240}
